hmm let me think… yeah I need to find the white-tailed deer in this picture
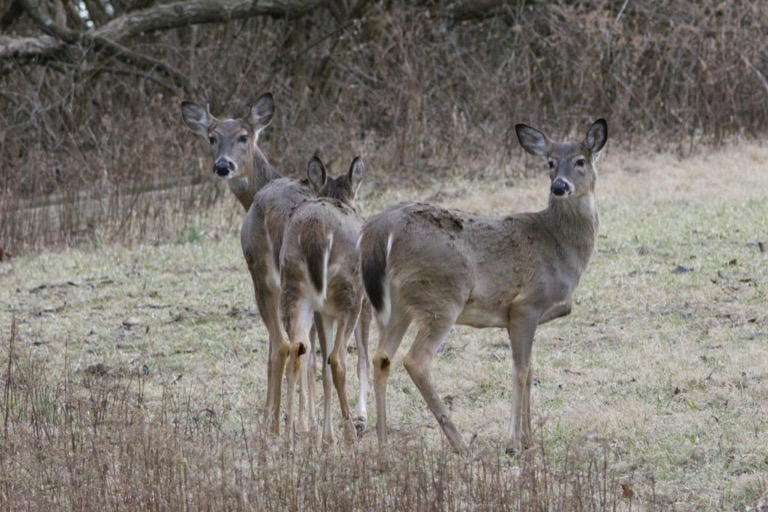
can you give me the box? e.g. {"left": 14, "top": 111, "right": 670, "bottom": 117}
{"left": 359, "top": 119, "right": 608, "bottom": 453}
{"left": 181, "top": 94, "right": 315, "bottom": 434}
{"left": 280, "top": 156, "right": 367, "bottom": 446}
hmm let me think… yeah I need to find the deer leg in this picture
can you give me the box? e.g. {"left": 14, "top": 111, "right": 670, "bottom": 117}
{"left": 307, "top": 320, "right": 319, "bottom": 427}
{"left": 318, "top": 314, "right": 336, "bottom": 446}
{"left": 298, "top": 319, "right": 319, "bottom": 431}
{"left": 251, "top": 267, "right": 279, "bottom": 432}
{"left": 256, "top": 282, "right": 289, "bottom": 436}
{"left": 372, "top": 310, "right": 411, "bottom": 448}
{"left": 329, "top": 312, "right": 358, "bottom": 444}
{"left": 538, "top": 300, "right": 572, "bottom": 325}
{"left": 354, "top": 300, "right": 372, "bottom": 431}
{"left": 284, "top": 341, "right": 305, "bottom": 449}
{"left": 283, "top": 300, "right": 313, "bottom": 447}
{"left": 402, "top": 315, "right": 466, "bottom": 453}
{"left": 506, "top": 311, "right": 539, "bottom": 453}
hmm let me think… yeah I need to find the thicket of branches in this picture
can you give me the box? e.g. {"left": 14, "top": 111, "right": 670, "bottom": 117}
{"left": 1, "top": 0, "right": 767, "bottom": 253}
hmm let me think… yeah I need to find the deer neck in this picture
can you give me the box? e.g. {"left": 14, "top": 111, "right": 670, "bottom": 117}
{"left": 228, "top": 147, "right": 282, "bottom": 212}
{"left": 544, "top": 193, "right": 599, "bottom": 265}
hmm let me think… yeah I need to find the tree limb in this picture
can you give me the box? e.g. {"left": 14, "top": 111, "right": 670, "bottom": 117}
{"left": 92, "top": 34, "right": 195, "bottom": 93}
{"left": 450, "top": 0, "right": 508, "bottom": 23}
{"left": 0, "top": 0, "right": 23, "bottom": 31}
{"left": 17, "top": 0, "right": 79, "bottom": 42}
{"left": 0, "top": 0, "right": 329, "bottom": 60}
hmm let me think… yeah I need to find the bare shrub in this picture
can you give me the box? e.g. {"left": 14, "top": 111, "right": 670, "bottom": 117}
{"left": 1, "top": 0, "right": 766, "bottom": 251}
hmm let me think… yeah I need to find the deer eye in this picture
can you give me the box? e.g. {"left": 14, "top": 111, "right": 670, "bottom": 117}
{"left": 208, "top": 136, "right": 216, "bottom": 146}
{"left": 238, "top": 134, "right": 248, "bottom": 144}
{"left": 576, "top": 158, "right": 586, "bottom": 166}
{"left": 547, "top": 160, "right": 555, "bottom": 169}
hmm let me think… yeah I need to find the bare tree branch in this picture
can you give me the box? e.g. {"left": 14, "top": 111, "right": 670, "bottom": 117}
{"left": 0, "top": 0, "right": 329, "bottom": 60}
{"left": 92, "top": 34, "right": 195, "bottom": 93}
{"left": 11, "top": 0, "right": 193, "bottom": 92}
{"left": 450, "top": 0, "right": 508, "bottom": 23}
{"left": 0, "top": 0, "right": 24, "bottom": 31}
{"left": 17, "top": 0, "right": 78, "bottom": 42}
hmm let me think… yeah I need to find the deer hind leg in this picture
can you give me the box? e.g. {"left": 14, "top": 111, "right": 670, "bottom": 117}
{"left": 506, "top": 311, "right": 539, "bottom": 454}
{"left": 254, "top": 279, "right": 289, "bottom": 436}
{"left": 283, "top": 294, "right": 314, "bottom": 448}
{"left": 328, "top": 312, "right": 359, "bottom": 444}
{"left": 354, "top": 300, "right": 372, "bottom": 432}
{"left": 402, "top": 312, "right": 466, "bottom": 453}
{"left": 299, "top": 319, "right": 319, "bottom": 431}
{"left": 317, "top": 314, "right": 336, "bottom": 446}
{"left": 372, "top": 308, "right": 411, "bottom": 448}
{"left": 306, "top": 320, "right": 320, "bottom": 427}
{"left": 285, "top": 340, "right": 306, "bottom": 449}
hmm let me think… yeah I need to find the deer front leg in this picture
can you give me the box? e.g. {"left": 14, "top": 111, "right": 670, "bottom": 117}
{"left": 506, "top": 310, "right": 539, "bottom": 453}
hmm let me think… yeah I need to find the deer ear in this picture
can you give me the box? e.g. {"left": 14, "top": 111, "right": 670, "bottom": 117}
{"left": 249, "top": 93, "right": 275, "bottom": 133}
{"left": 515, "top": 124, "right": 554, "bottom": 158}
{"left": 307, "top": 156, "right": 327, "bottom": 193}
{"left": 348, "top": 156, "right": 364, "bottom": 197}
{"left": 181, "top": 101, "right": 214, "bottom": 138}
{"left": 585, "top": 119, "right": 608, "bottom": 160}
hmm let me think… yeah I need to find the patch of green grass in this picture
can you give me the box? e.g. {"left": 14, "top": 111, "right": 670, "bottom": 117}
{"left": 182, "top": 225, "right": 202, "bottom": 244}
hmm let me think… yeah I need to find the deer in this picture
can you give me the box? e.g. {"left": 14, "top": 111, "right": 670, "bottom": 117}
{"left": 280, "top": 155, "right": 367, "bottom": 446}
{"left": 181, "top": 94, "right": 316, "bottom": 434}
{"left": 358, "top": 118, "right": 608, "bottom": 454}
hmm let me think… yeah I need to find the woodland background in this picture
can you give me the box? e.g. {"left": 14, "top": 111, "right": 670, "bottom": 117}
{"left": 1, "top": 0, "right": 767, "bottom": 254}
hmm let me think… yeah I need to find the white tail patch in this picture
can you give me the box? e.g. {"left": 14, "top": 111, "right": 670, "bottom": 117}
{"left": 376, "top": 232, "right": 395, "bottom": 326}
{"left": 321, "top": 232, "right": 333, "bottom": 302}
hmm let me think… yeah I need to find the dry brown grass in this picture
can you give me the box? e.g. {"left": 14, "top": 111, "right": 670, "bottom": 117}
{"left": 2, "top": 141, "right": 767, "bottom": 510}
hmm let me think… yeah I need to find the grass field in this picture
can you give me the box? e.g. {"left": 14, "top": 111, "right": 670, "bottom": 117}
{"left": 1, "top": 142, "right": 767, "bottom": 510}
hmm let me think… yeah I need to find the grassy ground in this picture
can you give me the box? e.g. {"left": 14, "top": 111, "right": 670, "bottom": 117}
{"left": 1, "top": 142, "right": 767, "bottom": 510}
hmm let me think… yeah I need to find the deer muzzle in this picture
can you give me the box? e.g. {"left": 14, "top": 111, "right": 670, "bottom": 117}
{"left": 213, "top": 158, "right": 234, "bottom": 177}
{"left": 551, "top": 178, "right": 571, "bottom": 197}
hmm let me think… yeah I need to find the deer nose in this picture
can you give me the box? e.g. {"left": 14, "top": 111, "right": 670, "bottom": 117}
{"left": 213, "top": 158, "right": 234, "bottom": 177}
{"left": 551, "top": 178, "right": 570, "bottom": 197}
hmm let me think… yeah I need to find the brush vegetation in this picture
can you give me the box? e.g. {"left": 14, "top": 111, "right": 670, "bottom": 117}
{"left": 2, "top": 0, "right": 768, "bottom": 254}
